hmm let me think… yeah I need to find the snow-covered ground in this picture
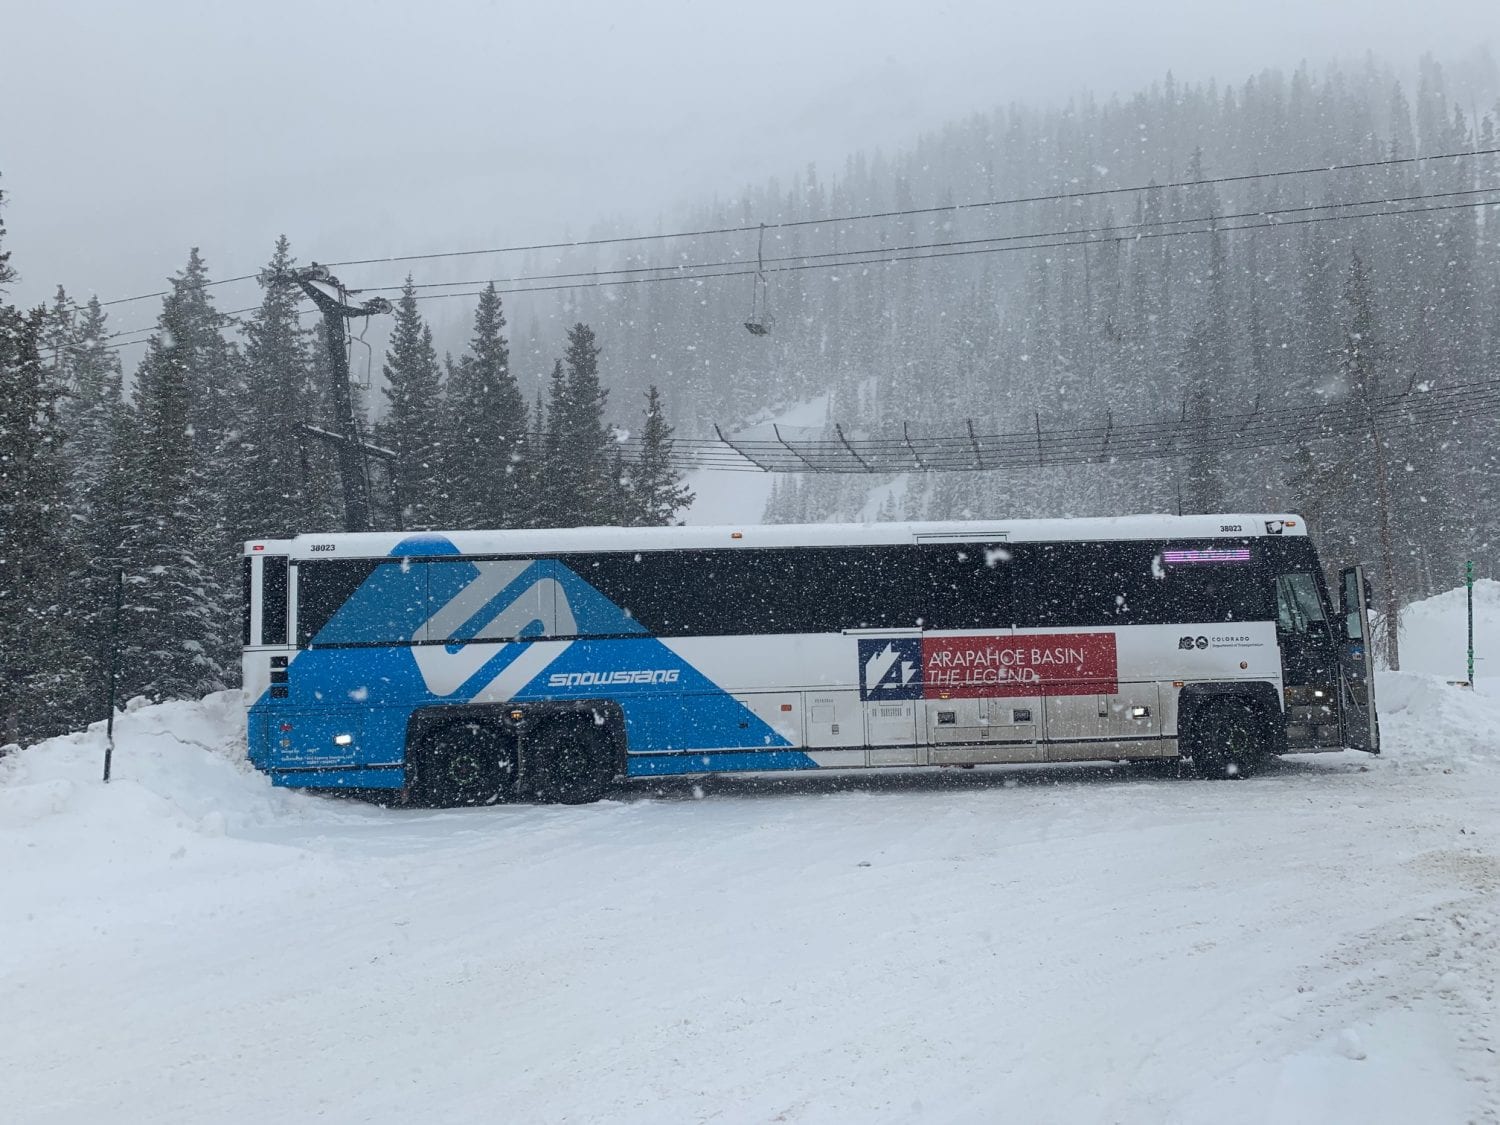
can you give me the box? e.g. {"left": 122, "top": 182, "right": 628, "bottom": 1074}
{"left": 5, "top": 588, "right": 1499, "bottom": 1123}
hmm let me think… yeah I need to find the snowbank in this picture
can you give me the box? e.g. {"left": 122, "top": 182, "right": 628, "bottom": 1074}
{"left": 1395, "top": 576, "right": 1499, "bottom": 683}
{"left": 0, "top": 690, "right": 313, "bottom": 844}
{"left": 1370, "top": 578, "right": 1500, "bottom": 772}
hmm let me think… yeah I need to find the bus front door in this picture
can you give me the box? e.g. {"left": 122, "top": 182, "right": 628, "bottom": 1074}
{"left": 1337, "top": 565, "right": 1380, "bottom": 754}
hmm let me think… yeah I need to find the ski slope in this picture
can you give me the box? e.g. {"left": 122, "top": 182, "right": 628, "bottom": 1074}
{"left": 4, "top": 587, "right": 1499, "bottom": 1124}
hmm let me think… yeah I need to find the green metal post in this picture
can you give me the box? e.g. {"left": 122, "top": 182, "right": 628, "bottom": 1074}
{"left": 1467, "top": 560, "right": 1474, "bottom": 687}
{"left": 103, "top": 567, "right": 124, "bottom": 782}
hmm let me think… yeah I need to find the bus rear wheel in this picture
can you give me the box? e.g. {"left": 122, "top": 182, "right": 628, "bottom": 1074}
{"left": 1191, "top": 700, "right": 1265, "bottom": 780}
{"left": 530, "top": 718, "right": 612, "bottom": 805}
{"left": 416, "top": 720, "right": 514, "bottom": 806}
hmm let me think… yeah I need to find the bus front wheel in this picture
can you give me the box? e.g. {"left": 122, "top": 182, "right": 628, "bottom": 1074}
{"left": 1191, "top": 700, "right": 1266, "bottom": 780}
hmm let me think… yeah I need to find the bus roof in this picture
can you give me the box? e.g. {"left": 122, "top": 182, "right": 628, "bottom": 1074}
{"left": 245, "top": 513, "right": 1308, "bottom": 560}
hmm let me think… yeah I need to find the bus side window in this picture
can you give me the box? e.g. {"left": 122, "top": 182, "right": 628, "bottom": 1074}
{"left": 262, "top": 556, "right": 289, "bottom": 645}
{"left": 242, "top": 558, "right": 253, "bottom": 646}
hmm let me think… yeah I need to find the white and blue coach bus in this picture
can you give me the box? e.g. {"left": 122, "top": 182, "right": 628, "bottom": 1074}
{"left": 241, "top": 515, "right": 1379, "bottom": 804}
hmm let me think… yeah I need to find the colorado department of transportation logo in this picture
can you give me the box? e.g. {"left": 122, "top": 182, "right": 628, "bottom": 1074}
{"left": 858, "top": 637, "right": 923, "bottom": 701}
{"left": 1178, "top": 635, "right": 1210, "bottom": 650}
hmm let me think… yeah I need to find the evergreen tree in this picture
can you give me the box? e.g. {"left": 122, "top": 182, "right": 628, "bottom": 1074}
{"left": 58, "top": 296, "right": 132, "bottom": 723}
{"left": 0, "top": 298, "right": 72, "bottom": 744}
{"left": 1177, "top": 323, "right": 1224, "bottom": 514}
{"left": 444, "top": 283, "right": 528, "bottom": 528}
{"left": 536, "top": 361, "right": 568, "bottom": 527}
{"left": 230, "top": 236, "right": 319, "bottom": 541}
{"left": 41, "top": 286, "right": 77, "bottom": 376}
{"left": 606, "top": 446, "right": 632, "bottom": 525}
{"left": 121, "top": 249, "right": 237, "bottom": 702}
{"left": 625, "top": 385, "right": 695, "bottom": 525}
{"left": 0, "top": 178, "right": 13, "bottom": 293}
{"left": 539, "top": 323, "right": 613, "bottom": 526}
{"left": 378, "top": 279, "right": 447, "bottom": 530}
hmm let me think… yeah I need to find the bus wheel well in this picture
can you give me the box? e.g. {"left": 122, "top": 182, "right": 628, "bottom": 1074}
{"left": 522, "top": 705, "right": 625, "bottom": 804}
{"left": 405, "top": 707, "right": 519, "bottom": 807}
{"left": 1179, "top": 684, "right": 1280, "bottom": 780}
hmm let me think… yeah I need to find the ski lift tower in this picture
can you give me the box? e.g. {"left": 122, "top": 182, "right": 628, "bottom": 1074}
{"left": 260, "top": 264, "right": 393, "bottom": 533}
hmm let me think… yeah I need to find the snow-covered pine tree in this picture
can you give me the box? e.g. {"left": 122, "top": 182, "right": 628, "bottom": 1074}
{"left": 606, "top": 447, "right": 631, "bottom": 526}
{"left": 1177, "top": 321, "right": 1223, "bottom": 515}
{"left": 539, "top": 323, "right": 613, "bottom": 527}
{"left": 41, "top": 286, "right": 76, "bottom": 376}
{"left": 536, "top": 360, "right": 567, "bottom": 528}
{"left": 624, "top": 385, "right": 695, "bottom": 526}
{"left": 120, "top": 249, "right": 238, "bottom": 702}
{"left": 444, "top": 282, "right": 529, "bottom": 529}
{"left": 0, "top": 178, "right": 12, "bottom": 292}
{"left": 0, "top": 289, "right": 73, "bottom": 743}
{"left": 379, "top": 279, "right": 447, "bottom": 531}
{"left": 56, "top": 295, "right": 131, "bottom": 725}
{"left": 230, "top": 236, "right": 320, "bottom": 542}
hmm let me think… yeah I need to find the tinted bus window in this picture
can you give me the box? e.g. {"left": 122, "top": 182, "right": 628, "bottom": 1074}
{"left": 1013, "top": 540, "right": 1273, "bottom": 627}
{"left": 241, "top": 558, "right": 253, "bottom": 646}
{"left": 920, "top": 543, "right": 1013, "bottom": 630}
{"left": 562, "top": 547, "right": 931, "bottom": 636}
{"left": 425, "top": 558, "right": 553, "bottom": 642}
{"left": 298, "top": 559, "right": 430, "bottom": 647}
{"left": 261, "top": 556, "right": 289, "bottom": 645}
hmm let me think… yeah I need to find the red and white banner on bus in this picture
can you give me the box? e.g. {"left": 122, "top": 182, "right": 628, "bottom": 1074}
{"left": 922, "top": 632, "right": 1118, "bottom": 697}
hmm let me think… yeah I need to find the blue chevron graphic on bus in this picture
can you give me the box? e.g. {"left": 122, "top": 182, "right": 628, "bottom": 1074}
{"left": 247, "top": 535, "right": 792, "bottom": 777}
{"left": 858, "top": 637, "right": 923, "bottom": 700}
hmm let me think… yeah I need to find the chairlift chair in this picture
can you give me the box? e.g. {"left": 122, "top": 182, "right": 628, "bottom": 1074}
{"left": 743, "top": 223, "right": 774, "bottom": 336}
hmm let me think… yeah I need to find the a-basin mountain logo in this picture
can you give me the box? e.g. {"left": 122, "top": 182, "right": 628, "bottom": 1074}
{"left": 859, "top": 637, "right": 923, "bottom": 701}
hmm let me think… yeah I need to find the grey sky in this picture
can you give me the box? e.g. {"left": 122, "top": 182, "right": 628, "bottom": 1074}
{"left": 2, "top": 0, "right": 1494, "bottom": 331}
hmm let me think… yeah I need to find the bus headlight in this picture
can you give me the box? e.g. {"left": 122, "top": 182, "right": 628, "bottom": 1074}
{"left": 333, "top": 733, "right": 353, "bottom": 746}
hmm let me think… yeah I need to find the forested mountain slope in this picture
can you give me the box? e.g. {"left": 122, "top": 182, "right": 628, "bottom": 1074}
{"left": 518, "top": 54, "right": 1499, "bottom": 598}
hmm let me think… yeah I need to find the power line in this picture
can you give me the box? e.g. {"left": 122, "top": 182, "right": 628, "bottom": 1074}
{"left": 359, "top": 184, "right": 1499, "bottom": 297}
{"left": 85, "top": 145, "right": 1500, "bottom": 313}
{"left": 322, "top": 145, "right": 1500, "bottom": 271}
{"left": 400, "top": 192, "right": 1500, "bottom": 303}
{"left": 102, "top": 301, "right": 314, "bottom": 345}
{"left": 93, "top": 187, "right": 1500, "bottom": 349}
{"left": 91, "top": 273, "right": 260, "bottom": 311}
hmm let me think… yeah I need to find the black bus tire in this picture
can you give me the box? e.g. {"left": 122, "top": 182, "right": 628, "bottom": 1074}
{"left": 416, "top": 720, "right": 513, "bottom": 807}
{"left": 1192, "top": 700, "right": 1265, "bottom": 780}
{"left": 533, "top": 719, "right": 611, "bottom": 805}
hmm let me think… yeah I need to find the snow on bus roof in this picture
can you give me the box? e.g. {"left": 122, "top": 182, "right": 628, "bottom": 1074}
{"left": 248, "top": 514, "right": 1307, "bottom": 559}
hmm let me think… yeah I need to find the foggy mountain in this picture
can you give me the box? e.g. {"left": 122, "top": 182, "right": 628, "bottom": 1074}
{"left": 459, "top": 53, "right": 1499, "bottom": 603}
